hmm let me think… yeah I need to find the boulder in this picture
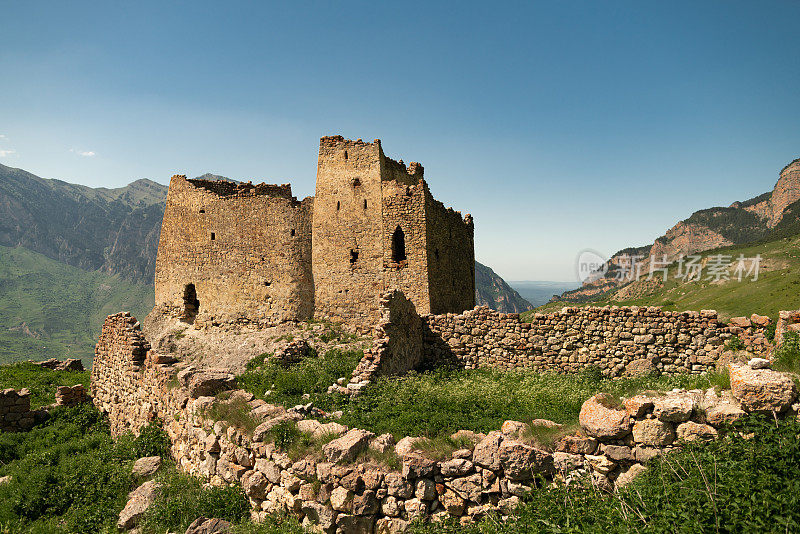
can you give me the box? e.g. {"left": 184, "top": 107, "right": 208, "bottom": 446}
{"left": 624, "top": 395, "right": 654, "bottom": 418}
{"left": 472, "top": 431, "right": 505, "bottom": 470}
{"left": 118, "top": 480, "right": 161, "bottom": 530}
{"left": 552, "top": 452, "right": 583, "bottom": 472}
{"left": 132, "top": 456, "right": 162, "bottom": 478}
{"left": 185, "top": 517, "right": 232, "bottom": 534}
{"left": 439, "top": 458, "right": 473, "bottom": 477}
{"left": 370, "top": 433, "right": 396, "bottom": 453}
{"left": 352, "top": 490, "right": 379, "bottom": 515}
{"left": 632, "top": 419, "right": 675, "bottom": 447}
{"left": 676, "top": 421, "right": 718, "bottom": 442}
{"left": 394, "top": 436, "right": 422, "bottom": 457}
{"left": 336, "top": 513, "right": 375, "bottom": 534}
{"left": 750, "top": 314, "right": 771, "bottom": 327}
{"left": 730, "top": 317, "right": 751, "bottom": 328}
{"left": 187, "top": 370, "right": 236, "bottom": 398}
{"left": 705, "top": 402, "right": 746, "bottom": 427}
{"left": 500, "top": 420, "right": 530, "bottom": 439}
{"left": 446, "top": 473, "right": 482, "bottom": 502}
{"left": 498, "top": 440, "right": 554, "bottom": 480}
{"left": 748, "top": 358, "right": 770, "bottom": 370}
{"left": 302, "top": 502, "right": 337, "bottom": 530}
{"left": 579, "top": 394, "right": 630, "bottom": 440}
{"left": 330, "top": 486, "right": 354, "bottom": 512}
{"left": 555, "top": 435, "right": 598, "bottom": 455}
{"left": 242, "top": 470, "right": 270, "bottom": 499}
{"left": 653, "top": 394, "right": 694, "bottom": 422}
{"left": 323, "top": 429, "right": 375, "bottom": 463}
{"left": 615, "top": 463, "right": 647, "bottom": 489}
{"left": 375, "top": 517, "right": 410, "bottom": 534}
{"left": 401, "top": 453, "right": 437, "bottom": 479}
{"left": 729, "top": 363, "right": 798, "bottom": 413}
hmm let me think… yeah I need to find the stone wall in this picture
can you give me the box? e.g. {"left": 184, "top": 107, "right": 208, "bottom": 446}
{"left": 346, "top": 291, "right": 424, "bottom": 392}
{"left": 155, "top": 175, "right": 314, "bottom": 328}
{"left": 422, "top": 306, "right": 738, "bottom": 377}
{"left": 93, "top": 313, "right": 798, "bottom": 533}
{"left": 0, "top": 388, "right": 34, "bottom": 432}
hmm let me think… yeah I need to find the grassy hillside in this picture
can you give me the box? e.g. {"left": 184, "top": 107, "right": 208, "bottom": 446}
{"left": 529, "top": 234, "right": 800, "bottom": 320}
{"left": 0, "top": 245, "right": 154, "bottom": 366}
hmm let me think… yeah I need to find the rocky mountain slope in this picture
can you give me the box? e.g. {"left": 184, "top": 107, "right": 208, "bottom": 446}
{"left": 475, "top": 262, "right": 533, "bottom": 313}
{"left": 558, "top": 157, "right": 800, "bottom": 302}
{"left": 0, "top": 164, "right": 167, "bottom": 283}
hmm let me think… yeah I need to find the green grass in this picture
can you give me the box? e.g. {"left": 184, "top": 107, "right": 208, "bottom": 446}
{"left": 237, "top": 348, "right": 362, "bottom": 412}
{"left": 335, "top": 366, "right": 726, "bottom": 441}
{"left": 773, "top": 332, "right": 800, "bottom": 375}
{"left": 0, "top": 362, "right": 89, "bottom": 408}
{"left": 529, "top": 234, "right": 800, "bottom": 320}
{"left": 410, "top": 414, "right": 800, "bottom": 533}
{"left": 0, "top": 245, "right": 154, "bottom": 367}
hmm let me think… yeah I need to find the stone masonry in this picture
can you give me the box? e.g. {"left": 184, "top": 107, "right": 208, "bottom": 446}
{"left": 93, "top": 314, "right": 798, "bottom": 533}
{"left": 154, "top": 136, "right": 475, "bottom": 331}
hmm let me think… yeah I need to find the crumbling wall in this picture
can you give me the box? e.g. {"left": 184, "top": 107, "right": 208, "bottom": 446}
{"left": 424, "top": 185, "right": 475, "bottom": 315}
{"left": 0, "top": 388, "right": 34, "bottom": 432}
{"left": 155, "top": 175, "right": 314, "bottom": 327}
{"left": 347, "top": 290, "right": 424, "bottom": 391}
{"left": 423, "top": 306, "right": 737, "bottom": 377}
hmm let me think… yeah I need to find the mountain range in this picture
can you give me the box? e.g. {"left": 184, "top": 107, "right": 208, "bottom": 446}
{"left": 558, "top": 157, "right": 800, "bottom": 302}
{"left": 0, "top": 164, "right": 531, "bottom": 363}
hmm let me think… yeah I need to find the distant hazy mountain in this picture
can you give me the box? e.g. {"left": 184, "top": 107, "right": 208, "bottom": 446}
{"left": 508, "top": 281, "right": 581, "bottom": 307}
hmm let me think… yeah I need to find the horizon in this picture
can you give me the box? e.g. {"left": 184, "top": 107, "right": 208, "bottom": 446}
{"left": 2, "top": 1, "right": 799, "bottom": 281}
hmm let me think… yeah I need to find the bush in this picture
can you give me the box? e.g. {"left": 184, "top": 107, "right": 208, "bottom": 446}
{"left": 142, "top": 470, "right": 250, "bottom": 533}
{"left": 725, "top": 335, "right": 745, "bottom": 351}
{"left": 773, "top": 331, "right": 800, "bottom": 374}
{"left": 0, "top": 404, "right": 135, "bottom": 533}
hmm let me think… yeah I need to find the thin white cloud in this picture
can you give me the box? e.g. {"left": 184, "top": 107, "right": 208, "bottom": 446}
{"left": 0, "top": 149, "right": 16, "bottom": 158}
{"left": 70, "top": 148, "right": 96, "bottom": 157}
{"left": 0, "top": 134, "right": 7, "bottom": 140}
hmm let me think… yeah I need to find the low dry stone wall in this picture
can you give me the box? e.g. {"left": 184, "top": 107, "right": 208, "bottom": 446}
{"left": 93, "top": 312, "right": 799, "bottom": 533}
{"left": 424, "top": 306, "right": 741, "bottom": 377}
{"left": 0, "top": 388, "right": 35, "bottom": 432}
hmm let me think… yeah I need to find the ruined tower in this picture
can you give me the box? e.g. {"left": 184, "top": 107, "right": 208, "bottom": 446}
{"left": 312, "top": 136, "right": 475, "bottom": 325}
{"left": 154, "top": 135, "right": 475, "bottom": 329}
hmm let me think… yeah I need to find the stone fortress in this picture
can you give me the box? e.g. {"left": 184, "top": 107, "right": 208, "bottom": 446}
{"left": 155, "top": 135, "right": 475, "bottom": 330}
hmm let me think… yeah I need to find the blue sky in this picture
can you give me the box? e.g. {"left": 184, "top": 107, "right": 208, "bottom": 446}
{"left": 1, "top": 1, "right": 799, "bottom": 281}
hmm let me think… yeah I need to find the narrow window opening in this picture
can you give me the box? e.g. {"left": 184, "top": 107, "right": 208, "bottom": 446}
{"left": 290, "top": 229, "right": 295, "bottom": 236}
{"left": 350, "top": 249, "right": 359, "bottom": 264}
{"left": 352, "top": 177, "right": 361, "bottom": 187}
{"left": 363, "top": 199, "right": 368, "bottom": 210}
{"left": 435, "top": 248, "right": 440, "bottom": 260}
{"left": 210, "top": 232, "right": 216, "bottom": 241}
{"left": 182, "top": 283, "right": 200, "bottom": 324}
{"left": 264, "top": 281, "right": 271, "bottom": 287}
{"left": 344, "top": 150, "right": 348, "bottom": 160}
{"left": 199, "top": 209, "right": 205, "bottom": 213}
{"left": 336, "top": 201, "right": 340, "bottom": 210}
{"left": 391, "top": 226, "right": 407, "bottom": 262}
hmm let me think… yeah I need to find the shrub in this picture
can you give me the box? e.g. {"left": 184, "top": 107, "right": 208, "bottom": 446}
{"left": 132, "top": 419, "right": 172, "bottom": 459}
{"left": 725, "top": 335, "right": 745, "bottom": 351}
{"left": 142, "top": 470, "right": 250, "bottom": 533}
{"left": 773, "top": 331, "right": 800, "bottom": 374}
{"left": 207, "top": 397, "right": 259, "bottom": 436}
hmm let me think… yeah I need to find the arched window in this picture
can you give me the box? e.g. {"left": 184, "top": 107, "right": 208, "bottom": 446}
{"left": 182, "top": 283, "right": 200, "bottom": 323}
{"left": 392, "top": 226, "right": 407, "bottom": 262}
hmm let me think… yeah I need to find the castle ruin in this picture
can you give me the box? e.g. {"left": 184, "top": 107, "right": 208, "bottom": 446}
{"left": 154, "top": 136, "right": 475, "bottom": 329}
